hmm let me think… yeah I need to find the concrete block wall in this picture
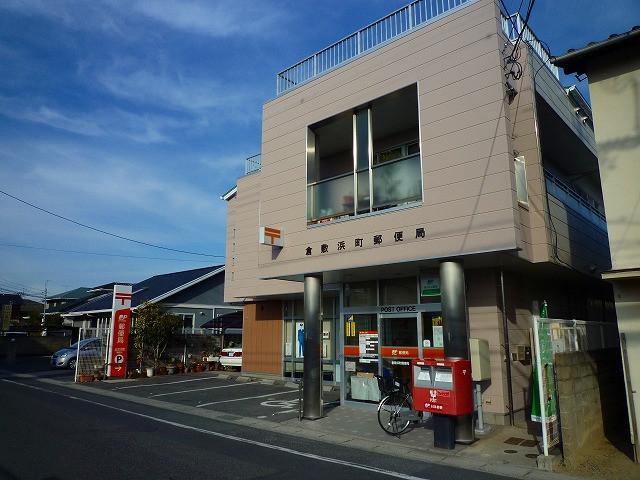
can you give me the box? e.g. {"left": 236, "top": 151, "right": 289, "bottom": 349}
{"left": 555, "top": 348, "right": 626, "bottom": 466}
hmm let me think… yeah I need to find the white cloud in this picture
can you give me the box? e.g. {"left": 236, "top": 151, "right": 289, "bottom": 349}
{"left": 0, "top": 0, "right": 127, "bottom": 37}
{"left": 0, "top": 139, "right": 227, "bottom": 248}
{"left": 95, "top": 67, "right": 242, "bottom": 112}
{"left": 130, "top": 0, "right": 288, "bottom": 38}
{"left": 0, "top": 96, "right": 186, "bottom": 143}
{"left": 0, "top": 0, "right": 290, "bottom": 39}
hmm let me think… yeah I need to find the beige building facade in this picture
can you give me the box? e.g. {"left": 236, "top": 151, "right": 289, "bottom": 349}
{"left": 224, "top": 0, "right": 614, "bottom": 425}
{"left": 553, "top": 27, "right": 640, "bottom": 459}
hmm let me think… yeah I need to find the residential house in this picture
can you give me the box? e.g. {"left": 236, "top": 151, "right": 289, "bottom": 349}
{"left": 552, "top": 26, "right": 640, "bottom": 462}
{"left": 62, "top": 266, "right": 241, "bottom": 333}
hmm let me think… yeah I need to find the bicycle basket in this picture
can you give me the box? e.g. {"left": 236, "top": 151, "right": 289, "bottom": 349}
{"left": 376, "top": 374, "right": 395, "bottom": 395}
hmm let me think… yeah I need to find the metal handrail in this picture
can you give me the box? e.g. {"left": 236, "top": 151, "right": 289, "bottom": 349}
{"left": 245, "top": 154, "right": 261, "bottom": 175}
{"left": 276, "top": 0, "right": 475, "bottom": 95}
{"left": 544, "top": 170, "right": 607, "bottom": 232}
{"left": 500, "top": 12, "right": 559, "bottom": 80}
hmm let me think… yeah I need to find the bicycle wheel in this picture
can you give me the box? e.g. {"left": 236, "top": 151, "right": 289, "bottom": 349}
{"left": 377, "top": 393, "right": 413, "bottom": 435}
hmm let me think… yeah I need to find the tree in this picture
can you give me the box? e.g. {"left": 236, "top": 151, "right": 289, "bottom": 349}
{"left": 134, "top": 302, "right": 181, "bottom": 369}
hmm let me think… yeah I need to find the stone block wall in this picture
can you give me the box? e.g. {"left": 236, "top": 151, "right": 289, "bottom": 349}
{"left": 555, "top": 348, "right": 627, "bottom": 465}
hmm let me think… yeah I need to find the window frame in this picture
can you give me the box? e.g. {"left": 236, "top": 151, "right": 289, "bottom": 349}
{"left": 514, "top": 155, "right": 528, "bottom": 205}
{"left": 306, "top": 83, "right": 424, "bottom": 226}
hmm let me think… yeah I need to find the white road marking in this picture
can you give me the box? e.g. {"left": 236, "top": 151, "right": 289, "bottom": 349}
{"left": 114, "top": 376, "right": 223, "bottom": 390}
{"left": 196, "top": 389, "right": 296, "bottom": 407}
{"left": 272, "top": 409, "right": 297, "bottom": 415}
{"left": 260, "top": 399, "right": 299, "bottom": 409}
{"left": 150, "top": 382, "right": 256, "bottom": 398}
{"left": 2, "top": 379, "right": 428, "bottom": 480}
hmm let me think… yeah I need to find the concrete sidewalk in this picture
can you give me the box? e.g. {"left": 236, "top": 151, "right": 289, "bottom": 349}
{"left": 20, "top": 370, "right": 577, "bottom": 480}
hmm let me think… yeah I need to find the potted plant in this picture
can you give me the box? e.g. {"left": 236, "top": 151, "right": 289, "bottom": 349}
{"left": 167, "top": 357, "right": 177, "bottom": 375}
{"left": 134, "top": 301, "right": 181, "bottom": 377}
{"left": 78, "top": 373, "right": 94, "bottom": 383}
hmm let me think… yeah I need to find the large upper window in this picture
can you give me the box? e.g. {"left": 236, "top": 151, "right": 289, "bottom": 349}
{"left": 307, "top": 84, "right": 421, "bottom": 224}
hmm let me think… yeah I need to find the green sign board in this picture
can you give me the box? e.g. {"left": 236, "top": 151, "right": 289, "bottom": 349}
{"left": 532, "top": 301, "right": 560, "bottom": 453}
{"left": 420, "top": 275, "right": 440, "bottom": 297}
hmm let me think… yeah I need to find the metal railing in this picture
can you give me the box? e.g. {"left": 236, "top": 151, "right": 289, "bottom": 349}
{"left": 500, "top": 12, "right": 559, "bottom": 79}
{"left": 544, "top": 170, "right": 607, "bottom": 232}
{"left": 245, "top": 154, "right": 261, "bottom": 175}
{"left": 276, "top": 0, "right": 474, "bottom": 95}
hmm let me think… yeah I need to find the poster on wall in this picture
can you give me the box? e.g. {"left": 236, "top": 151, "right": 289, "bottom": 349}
{"left": 358, "top": 330, "right": 378, "bottom": 363}
{"left": 432, "top": 316, "right": 444, "bottom": 348}
{"left": 296, "top": 321, "right": 304, "bottom": 358}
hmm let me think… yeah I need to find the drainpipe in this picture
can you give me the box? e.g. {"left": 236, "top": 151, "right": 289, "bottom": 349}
{"left": 500, "top": 267, "right": 515, "bottom": 426}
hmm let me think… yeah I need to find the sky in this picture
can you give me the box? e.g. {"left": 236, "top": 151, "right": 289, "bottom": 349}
{"left": 1, "top": 0, "right": 638, "bottom": 299}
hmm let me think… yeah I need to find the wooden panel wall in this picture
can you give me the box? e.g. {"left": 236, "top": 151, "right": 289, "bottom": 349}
{"left": 241, "top": 301, "right": 283, "bottom": 375}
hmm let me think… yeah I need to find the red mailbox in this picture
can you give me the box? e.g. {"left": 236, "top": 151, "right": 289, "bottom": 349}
{"left": 412, "top": 357, "right": 473, "bottom": 416}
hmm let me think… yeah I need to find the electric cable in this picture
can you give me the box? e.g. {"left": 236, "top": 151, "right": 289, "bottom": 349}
{"left": 0, "top": 189, "right": 221, "bottom": 258}
{"left": 0, "top": 242, "right": 219, "bottom": 262}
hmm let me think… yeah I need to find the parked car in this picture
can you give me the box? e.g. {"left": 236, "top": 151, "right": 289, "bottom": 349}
{"left": 219, "top": 344, "right": 242, "bottom": 370}
{"left": 50, "top": 337, "right": 102, "bottom": 370}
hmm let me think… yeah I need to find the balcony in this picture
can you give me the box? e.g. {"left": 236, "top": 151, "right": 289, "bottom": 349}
{"left": 276, "top": 0, "right": 474, "bottom": 95}
{"left": 545, "top": 170, "right": 607, "bottom": 232}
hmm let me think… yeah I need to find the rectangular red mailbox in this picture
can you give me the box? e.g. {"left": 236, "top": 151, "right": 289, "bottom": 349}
{"left": 412, "top": 357, "right": 473, "bottom": 415}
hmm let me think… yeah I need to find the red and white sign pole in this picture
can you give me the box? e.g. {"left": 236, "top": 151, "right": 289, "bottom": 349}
{"left": 107, "top": 284, "right": 132, "bottom": 378}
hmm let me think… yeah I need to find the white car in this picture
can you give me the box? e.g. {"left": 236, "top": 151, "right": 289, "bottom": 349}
{"left": 219, "top": 346, "right": 242, "bottom": 370}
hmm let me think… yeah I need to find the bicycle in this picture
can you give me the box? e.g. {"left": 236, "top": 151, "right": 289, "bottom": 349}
{"left": 375, "top": 374, "right": 423, "bottom": 435}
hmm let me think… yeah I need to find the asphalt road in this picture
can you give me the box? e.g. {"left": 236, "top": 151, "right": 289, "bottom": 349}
{"left": 0, "top": 371, "right": 510, "bottom": 480}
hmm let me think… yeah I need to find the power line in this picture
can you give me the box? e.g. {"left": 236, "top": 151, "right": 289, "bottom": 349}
{"left": 0, "top": 287, "right": 43, "bottom": 300}
{"left": 0, "top": 189, "right": 220, "bottom": 258}
{"left": 0, "top": 279, "right": 42, "bottom": 296}
{"left": 0, "top": 276, "right": 38, "bottom": 292}
{"left": 0, "top": 242, "right": 221, "bottom": 262}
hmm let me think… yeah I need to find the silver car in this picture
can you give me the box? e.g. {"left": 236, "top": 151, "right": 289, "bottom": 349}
{"left": 50, "top": 338, "right": 102, "bottom": 369}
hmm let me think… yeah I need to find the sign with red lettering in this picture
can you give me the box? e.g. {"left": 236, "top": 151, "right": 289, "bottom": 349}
{"left": 107, "top": 284, "right": 132, "bottom": 378}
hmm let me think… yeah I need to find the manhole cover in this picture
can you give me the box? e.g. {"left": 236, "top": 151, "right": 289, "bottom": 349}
{"left": 504, "top": 437, "right": 525, "bottom": 445}
{"left": 521, "top": 440, "right": 538, "bottom": 447}
{"left": 504, "top": 449, "right": 518, "bottom": 454}
{"left": 526, "top": 453, "right": 538, "bottom": 459}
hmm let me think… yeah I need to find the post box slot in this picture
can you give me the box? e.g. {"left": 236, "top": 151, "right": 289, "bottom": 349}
{"left": 434, "top": 366, "right": 453, "bottom": 389}
{"left": 414, "top": 366, "right": 433, "bottom": 387}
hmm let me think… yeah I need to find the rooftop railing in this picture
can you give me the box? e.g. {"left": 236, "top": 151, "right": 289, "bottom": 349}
{"left": 245, "top": 154, "right": 261, "bottom": 175}
{"left": 276, "top": 0, "right": 474, "bottom": 96}
{"left": 500, "top": 12, "right": 559, "bottom": 79}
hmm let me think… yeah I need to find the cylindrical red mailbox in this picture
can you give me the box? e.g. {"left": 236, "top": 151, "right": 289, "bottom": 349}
{"left": 412, "top": 357, "right": 473, "bottom": 416}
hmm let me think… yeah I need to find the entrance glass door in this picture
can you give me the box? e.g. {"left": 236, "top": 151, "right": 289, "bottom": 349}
{"left": 380, "top": 314, "right": 420, "bottom": 388}
{"left": 343, "top": 314, "right": 379, "bottom": 402}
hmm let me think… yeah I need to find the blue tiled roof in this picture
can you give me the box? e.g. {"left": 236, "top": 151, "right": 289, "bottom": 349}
{"left": 66, "top": 265, "right": 223, "bottom": 314}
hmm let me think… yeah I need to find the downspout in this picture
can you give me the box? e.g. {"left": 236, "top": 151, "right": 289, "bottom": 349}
{"left": 500, "top": 267, "right": 515, "bottom": 426}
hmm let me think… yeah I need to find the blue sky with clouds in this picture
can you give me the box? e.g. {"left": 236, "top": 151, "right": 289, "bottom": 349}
{"left": 1, "top": 0, "right": 638, "bottom": 297}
